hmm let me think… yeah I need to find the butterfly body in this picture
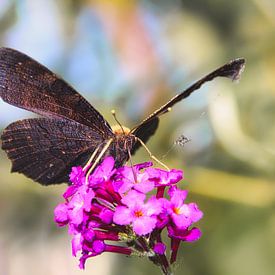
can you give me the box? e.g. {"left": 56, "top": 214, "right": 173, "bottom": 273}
{"left": 110, "top": 131, "right": 137, "bottom": 166}
{"left": 0, "top": 47, "right": 245, "bottom": 185}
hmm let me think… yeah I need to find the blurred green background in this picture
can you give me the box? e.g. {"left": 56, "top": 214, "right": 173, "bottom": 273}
{"left": 0, "top": 0, "right": 275, "bottom": 275}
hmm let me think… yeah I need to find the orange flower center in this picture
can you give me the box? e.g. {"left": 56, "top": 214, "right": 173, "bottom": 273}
{"left": 134, "top": 210, "right": 144, "bottom": 217}
{"left": 173, "top": 207, "right": 181, "bottom": 215}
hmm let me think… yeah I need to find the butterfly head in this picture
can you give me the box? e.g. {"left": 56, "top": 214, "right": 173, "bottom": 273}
{"left": 111, "top": 124, "right": 131, "bottom": 136}
{"left": 111, "top": 109, "right": 132, "bottom": 136}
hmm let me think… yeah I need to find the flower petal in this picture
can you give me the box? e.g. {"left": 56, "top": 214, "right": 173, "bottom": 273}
{"left": 113, "top": 206, "right": 132, "bottom": 225}
{"left": 121, "top": 190, "right": 145, "bottom": 207}
{"left": 188, "top": 203, "right": 204, "bottom": 223}
{"left": 72, "top": 233, "right": 83, "bottom": 256}
{"left": 54, "top": 203, "right": 69, "bottom": 226}
{"left": 184, "top": 227, "right": 202, "bottom": 242}
{"left": 133, "top": 216, "right": 157, "bottom": 235}
{"left": 154, "top": 242, "right": 166, "bottom": 255}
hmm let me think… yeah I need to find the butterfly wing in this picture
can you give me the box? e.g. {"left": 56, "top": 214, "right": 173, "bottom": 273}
{"left": 0, "top": 47, "right": 113, "bottom": 137}
{"left": 1, "top": 118, "right": 109, "bottom": 185}
{"left": 131, "top": 58, "right": 245, "bottom": 142}
{"left": 0, "top": 48, "right": 117, "bottom": 184}
{"left": 130, "top": 117, "right": 159, "bottom": 154}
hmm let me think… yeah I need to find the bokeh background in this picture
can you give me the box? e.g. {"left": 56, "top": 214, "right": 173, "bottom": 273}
{"left": 0, "top": 1, "right": 275, "bottom": 275}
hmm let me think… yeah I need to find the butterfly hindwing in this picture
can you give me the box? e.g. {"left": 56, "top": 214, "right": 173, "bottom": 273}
{"left": 1, "top": 118, "right": 106, "bottom": 185}
{"left": 131, "top": 117, "right": 159, "bottom": 154}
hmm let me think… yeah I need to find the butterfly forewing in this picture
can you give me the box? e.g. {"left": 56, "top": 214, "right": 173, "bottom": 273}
{"left": 131, "top": 58, "right": 245, "bottom": 130}
{"left": 0, "top": 47, "right": 117, "bottom": 185}
{"left": 0, "top": 47, "right": 113, "bottom": 137}
{"left": 130, "top": 117, "right": 159, "bottom": 154}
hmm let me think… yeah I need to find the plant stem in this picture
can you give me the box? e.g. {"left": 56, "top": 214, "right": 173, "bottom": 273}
{"left": 149, "top": 252, "right": 173, "bottom": 275}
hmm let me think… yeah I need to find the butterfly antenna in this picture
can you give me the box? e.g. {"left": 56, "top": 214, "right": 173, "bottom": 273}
{"left": 85, "top": 138, "right": 113, "bottom": 184}
{"left": 111, "top": 109, "right": 125, "bottom": 135}
{"left": 136, "top": 137, "right": 170, "bottom": 170}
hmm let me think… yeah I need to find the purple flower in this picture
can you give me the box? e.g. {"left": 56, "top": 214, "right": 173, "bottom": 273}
{"left": 154, "top": 242, "right": 166, "bottom": 255}
{"left": 54, "top": 156, "right": 203, "bottom": 271}
{"left": 83, "top": 228, "right": 95, "bottom": 242}
{"left": 92, "top": 240, "right": 105, "bottom": 253}
{"left": 113, "top": 162, "right": 155, "bottom": 194}
{"left": 147, "top": 168, "right": 183, "bottom": 187}
{"left": 168, "top": 226, "right": 202, "bottom": 264}
{"left": 55, "top": 186, "right": 95, "bottom": 230}
{"left": 72, "top": 233, "right": 83, "bottom": 256}
{"left": 67, "top": 186, "right": 95, "bottom": 226}
{"left": 79, "top": 240, "right": 133, "bottom": 269}
{"left": 113, "top": 190, "right": 162, "bottom": 235}
{"left": 88, "top": 156, "right": 115, "bottom": 186}
{"left": 98, "top": 207, "right": 114, "bottom": 224}
{"left": 70, "top": 166, "right": 85, "bottom": 185}
{"left": 63, "top": 166, "right": 86, "bottom": 199}
{"left": 168, "top": 226, "right": 202, "bottom": 242}
{"left": 167, "top": 187, "right": 203, "bottom": 229}
{"left": 54, "top": 203, "right": 69, "bottom": 226}
{"left": 79, "top": 240, "right": 106, "bottom": 269}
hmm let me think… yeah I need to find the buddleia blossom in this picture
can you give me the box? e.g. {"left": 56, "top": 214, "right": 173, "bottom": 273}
{"left": 54, "top": 156, "right": 203, "bottom": 274}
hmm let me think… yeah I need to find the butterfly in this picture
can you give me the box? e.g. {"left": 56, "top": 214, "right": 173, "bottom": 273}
{"left": 0, "top": 48, "right": 245, "bottom": 185}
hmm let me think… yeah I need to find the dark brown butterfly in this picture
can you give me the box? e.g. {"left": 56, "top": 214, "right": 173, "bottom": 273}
{"left": 0, "top": 48, "right": 245, "bottom": 185}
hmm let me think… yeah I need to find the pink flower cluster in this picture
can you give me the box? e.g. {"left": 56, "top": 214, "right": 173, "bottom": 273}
{"left": 54, "top": 157, "right": 203, "bottom": 270}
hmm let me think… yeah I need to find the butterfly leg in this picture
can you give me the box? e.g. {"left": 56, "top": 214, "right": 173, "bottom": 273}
{"left": 136, "top": 137, "right": 170, "bottom": 171}
{"left": 85, "top": 138, "right": 114, "bottom": 183}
